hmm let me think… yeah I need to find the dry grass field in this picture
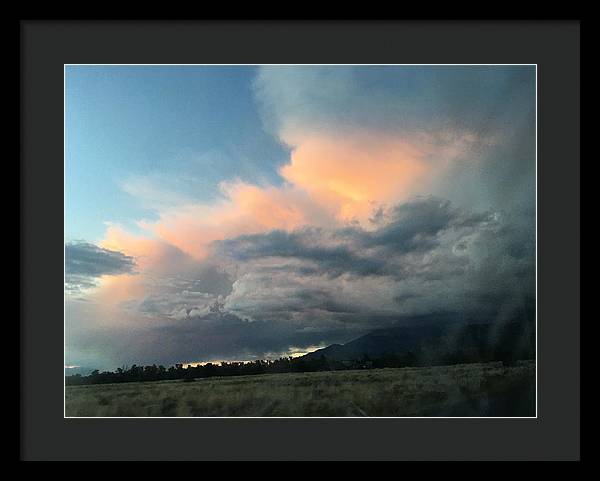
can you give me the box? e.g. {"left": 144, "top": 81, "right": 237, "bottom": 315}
{"left": 65, "top": 360, "right": 535, "bottom": 417}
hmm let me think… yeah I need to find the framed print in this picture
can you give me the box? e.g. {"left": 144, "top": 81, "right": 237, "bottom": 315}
{"left": 63, "top": 62, "right": 537, "bottom": 420}
{"left": 20, "top": 20, "right": 580, "bottom": 461}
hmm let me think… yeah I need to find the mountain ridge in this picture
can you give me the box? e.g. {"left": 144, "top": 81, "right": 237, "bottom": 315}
{"left": 301, "top": 316, "right": 535, "bottom": 366}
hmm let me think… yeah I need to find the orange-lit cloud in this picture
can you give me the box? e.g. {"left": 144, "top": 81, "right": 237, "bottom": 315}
{"left": 100, "top": 226, "right": 163, "bottom": 270}
{"left": 136, "top": 182, "right": 323, "bottom": 260}
{"left": 100, "top": 130, "right": 475, "bottom": 262}
{"left": 281, "top": 133, "right": 431, "bottom": 224}
{"left": 93, "top": 273, "right": 147, "bottom": 308}
{"left": 94, "top": 226, "right": 192, "bottom": 308}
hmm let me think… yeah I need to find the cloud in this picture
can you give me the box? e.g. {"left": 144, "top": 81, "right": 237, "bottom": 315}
{"left": 65, "top": 242, "right": 136, "bottom": 293}
{"left": 91, "top": 226, "right": 234, "bottom": 316}
{"left": 253, "top": 65, "right": 534, "bottom": 145}
{"left": 66, "top": 303, "right": 356, "bottom": 369}
{"left": 218, "top": 196, "right": 534, "bottom": 327}
{"left": 121, "top": 128, "right": 485, "bottom": 261}
{"left": 218, "top": 196, "right": 498, "bottom": 276}
{"left": 254, "top": 65, "right": 535, "bottom": 215}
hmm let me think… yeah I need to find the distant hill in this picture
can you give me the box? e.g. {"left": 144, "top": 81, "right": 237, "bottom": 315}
{"left": 301, "top": 316, "right": 535, "bottom": 366}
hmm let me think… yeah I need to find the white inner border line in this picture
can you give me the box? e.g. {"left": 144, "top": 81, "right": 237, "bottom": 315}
{"left": 63, "top": 63, "right": 538, "bottom": 419}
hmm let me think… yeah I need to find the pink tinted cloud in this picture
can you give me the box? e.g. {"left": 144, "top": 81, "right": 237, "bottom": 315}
{"left": 102, "top": 129, "right": 479, "bottom": 262}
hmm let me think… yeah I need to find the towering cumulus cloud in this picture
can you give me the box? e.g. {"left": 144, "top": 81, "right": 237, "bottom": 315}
{"left": 65, "top": 66, "right": 535, "bottom": 370}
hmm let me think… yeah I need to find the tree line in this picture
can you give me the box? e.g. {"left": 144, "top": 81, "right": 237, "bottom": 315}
{"left": 65, "top": 337, "right": 534, "bottom": 386}
{"left": 64, "top": 353, "right": 423, "bottom": 386}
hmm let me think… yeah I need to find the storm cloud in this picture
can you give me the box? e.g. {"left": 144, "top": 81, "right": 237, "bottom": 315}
{"left": 65, "top": 242, "right": 136, "bottom": 293}
{"left": 219, "top": 196, "right": 534, "bottom": 328}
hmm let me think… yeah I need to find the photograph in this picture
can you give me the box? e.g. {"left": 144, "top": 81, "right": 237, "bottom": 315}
{"left": 64, "top": 64, "right": 537, "bottom": 418}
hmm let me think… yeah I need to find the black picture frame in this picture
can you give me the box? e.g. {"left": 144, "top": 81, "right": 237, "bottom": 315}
{"left": 20, "top": 20, "right": 580, "bottom": 461}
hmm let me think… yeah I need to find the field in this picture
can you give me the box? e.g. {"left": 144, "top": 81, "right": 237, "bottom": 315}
{"left": 65, "top": 360, "right": 535, "bottom": 417}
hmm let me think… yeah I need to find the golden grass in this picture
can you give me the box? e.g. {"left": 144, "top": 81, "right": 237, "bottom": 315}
{"left": 65, "top": 360, "right": 535, "bottom": 417}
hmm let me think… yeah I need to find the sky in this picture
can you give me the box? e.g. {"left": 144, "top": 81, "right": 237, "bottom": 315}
{"left": 65, "top": 65, "right": 536, "bottom": 370}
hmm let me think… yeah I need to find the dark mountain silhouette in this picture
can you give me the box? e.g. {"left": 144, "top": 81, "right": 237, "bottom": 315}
{"left": 302, "top": 314, "right": 535, "bottom": 366}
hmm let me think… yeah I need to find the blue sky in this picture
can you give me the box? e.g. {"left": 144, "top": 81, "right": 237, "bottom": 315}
{"left": 66, "top": 65, "right": 290, "bottom": 241}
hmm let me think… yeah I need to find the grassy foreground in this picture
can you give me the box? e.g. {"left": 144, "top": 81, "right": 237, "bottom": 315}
{"left": 65, "top": 360, "right": 535, "bottom": 417}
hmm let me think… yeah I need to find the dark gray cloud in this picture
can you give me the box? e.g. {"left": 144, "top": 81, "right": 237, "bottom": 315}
{"left": 341, "top": 197, "right": 496, "bottom": 254}
{"left": 66, "top": 242, "right": 136, "bottom": 277}
{"left": 218, "top": 196, "right": 504, "bottom": 279}
{"left": 65, "top": 302, "right": 357, "bottom": 369}
{"left": 218, "top": 228, "right": 387, "bottom": 278}
{"left": 127, "top": 262, "right": 234, "bottom": 320}
{"left": 254, "top": 65, "right": 535, "bottom": 143}
{"left": 219, "top": 196, "right": 534, "bottom": 328}
{"left": 65, "top": 242, "right": 136, "bottom": 293}
{"left": 148, "top": 313, "right": 356, "bottom": 365}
